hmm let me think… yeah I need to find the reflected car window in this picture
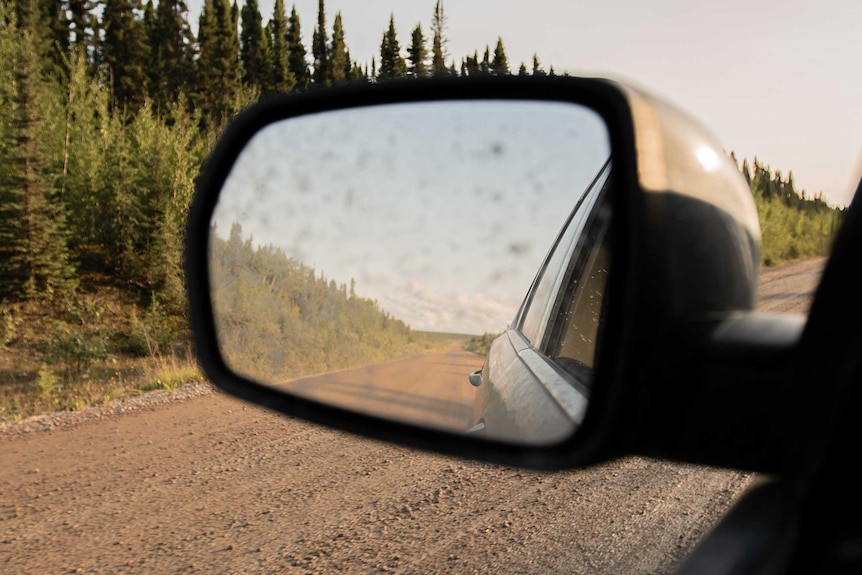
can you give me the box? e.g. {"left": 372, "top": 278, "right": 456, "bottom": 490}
{"left": 519, "top": 161, "right": 611, "bottom": 346}
{"left": 548, "top": 195, "right": 612, "bottom": 374}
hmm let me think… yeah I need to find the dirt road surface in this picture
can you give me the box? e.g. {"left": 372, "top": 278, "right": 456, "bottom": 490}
{"left": 0, "top": 258, "right": 826, "bottom": 574}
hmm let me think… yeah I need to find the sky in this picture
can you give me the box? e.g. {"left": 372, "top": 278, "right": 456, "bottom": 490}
{"left": 187, "top": 0, "right": 862, "bottom": 207}
{"left": 213, "top": 101, "right": 610, "bottom": 334}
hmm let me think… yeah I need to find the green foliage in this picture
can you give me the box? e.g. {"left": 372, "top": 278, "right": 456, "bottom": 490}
{"left": 430, "top": 1, "right": 447, "bottom": 75}
{"left": 491, "top": 37, "right": 509, "bottom": 75}
{"left": 0, "top": 304, "right": 20, "bottom": 348}
{"left": 736, "top": 156, "right": 844, "bottom": 266}
{"left": 286, "top": 4, "right": 309, "bottom": 89}
{"left": 311, "top": 0, "right": 328, "bottom": 84}
{"left": 195, "top": 0, "right": 241, "bottom": 124}
{"left": 44, "top": 297, "right": 115, "bottom": 380}
{"left": 127, "top": 295, "right": 180, "bottom": 358}
{"left": 102, "top": 0, "right": 149, "bottom": 112}
{"left": 265, "top": 0, "right": 295, "bottom": 93}
{"left": 32, "top": 365, "right": 59, "bottom": 396}
{"left": 408, "top": 24, "right": 428, "bottom": 78}
{"left": 239, "top": 0, "right": 264, "bottom": 87}
{"left": 0, "top": 11, "right": 77, "bottom": 300}
{"left": 328, "top": 12, "right": 350, "bottom": 84}
{"left": 378, "top": 14, "right": 407, "bottom": 80}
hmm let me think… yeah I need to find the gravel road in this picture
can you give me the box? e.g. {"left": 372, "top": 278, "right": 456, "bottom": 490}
{"left": 0, "top": 258, "right": 825, "bottom": 574}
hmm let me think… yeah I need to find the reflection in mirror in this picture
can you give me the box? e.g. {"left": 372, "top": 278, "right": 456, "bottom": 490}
{"left": 209, "top": 100, "right": 611, "bottom": 445}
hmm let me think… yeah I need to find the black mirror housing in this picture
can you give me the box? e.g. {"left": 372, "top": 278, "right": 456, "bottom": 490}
{"left": 186, "top": 75, "right": 777, "bottom": 471}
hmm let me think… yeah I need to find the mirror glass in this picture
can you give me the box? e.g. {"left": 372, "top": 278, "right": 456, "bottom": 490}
{"left": 209, "top": 100, "right": 611, "bottom": 445}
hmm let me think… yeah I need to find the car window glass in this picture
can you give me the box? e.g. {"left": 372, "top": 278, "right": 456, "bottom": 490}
{"left": 518, "top": 162, "right": 610, "bottom": 346}
{"left": 548, "top": 198, "right": 612, "bottom": 374}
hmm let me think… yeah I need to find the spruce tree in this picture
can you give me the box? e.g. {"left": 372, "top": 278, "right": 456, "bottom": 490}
{"left": 0, "top": 12, "right": 75, "bottom": 300}
{"left": 480, "top": 46, "right": 491, "bottom": 74}
{"left": 518, "top": 62, "right": 528, "bottom": 76}
{"left": 378, "top": 13, "right": 406, "bottom": 81}
{"left": 491, "top": 37, "right": 509, "bottom": 75}
{"left": 67, "top": 0, "right": 95, "bottom": 61}
{"left": 240, "top": 0, "right": 264, "bottom": 88}
{"left": 430, "top": 0, "right": 447, "bottom": 76}
{"left": 267, "top": 0, "right": 295, "bottom": 92}
{"left": 408, "top": 23, "right": 428, "bottom": 78}
{"left": 532, "top": 53, "right": 545, "bottom": 76}
{"left": 286, "top": 4, "right": 309, "bottom": 89}
{"left": 311, "top": 0, "right": 328, "bottom": 84}
{"left": 327, "top": 11, "right": 348, "bottom": 84}
{"left": 102, "top": 0, "right": 148, "bottom": 112}
{"left": 195, "top": 0, "right": 241, "bottom": 124}
{"left": 146, "top": 0, "right": 195, "bottom": 109}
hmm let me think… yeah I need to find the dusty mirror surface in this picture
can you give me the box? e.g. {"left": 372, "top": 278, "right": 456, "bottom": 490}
{"left": 209, "top": 100, "right": 611, "bottom": 445}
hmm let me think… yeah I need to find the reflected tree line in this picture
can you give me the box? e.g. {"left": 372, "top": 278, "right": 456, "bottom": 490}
{"left": 210, "top": 223, "right": 448, "bottom": 381}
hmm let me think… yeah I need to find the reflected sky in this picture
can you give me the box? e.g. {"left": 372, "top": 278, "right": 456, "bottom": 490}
{"left": 213, "top": 100, "right": 609, "bottom": 334}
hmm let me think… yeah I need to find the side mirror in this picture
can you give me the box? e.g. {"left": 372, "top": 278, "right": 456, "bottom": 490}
{"left": 186, "top": 76, "right": 782, "bottom": 471}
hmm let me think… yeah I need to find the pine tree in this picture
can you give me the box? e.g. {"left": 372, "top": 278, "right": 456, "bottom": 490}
{"left": 239, "top": 0, "right": 264, "bottom": 87}
{"left": 430, "top": 0, "right": 447, "bottom": 76}
{"left": 327, "top": 11, "right": 348, "bottom": 84}
{"left": 408, "top": 23, "right": 428, "bottom": 78}
{"left": 518, "top": 62, "right": 528, "bottom": 76}
{"left": 311, "top": 0, "right": 328, "bottom": 84}
{"left": 286, "top": 4, "right": 309, "bottom": 89}
{"left": 378, "top": 14, "right": 406, "bottom": 81}
{"left": 102, "top": 0, "right": 148, "bottom": 112}
{"left": 491, "top": 37, "right": 509, "bottom": 75}
{"left": 266, "top": 0, "right": 295, "bottom": 92}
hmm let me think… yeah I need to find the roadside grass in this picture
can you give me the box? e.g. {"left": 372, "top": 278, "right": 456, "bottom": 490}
{"left": 0, "top": 299, "right": 466, "bottom": 423}
{"left": 0, "top": 292, "right": 204, "bottom": 423}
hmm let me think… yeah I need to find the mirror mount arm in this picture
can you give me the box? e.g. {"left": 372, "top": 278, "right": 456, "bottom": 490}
{"left": 630, "top": 312, "right": 810, "bottom": 473}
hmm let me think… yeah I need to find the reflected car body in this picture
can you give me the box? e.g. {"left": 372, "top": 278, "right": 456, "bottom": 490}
{"left": 470, "top": 160, "right": 612, "bottom": 444}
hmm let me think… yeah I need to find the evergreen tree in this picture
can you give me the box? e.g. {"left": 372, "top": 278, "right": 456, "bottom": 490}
{"left": 327, "top": 11, "right": 348, "bottom": 83}
{"left": 286, "top": 4, "right": 309, "bottom": 88}
{"left": 311, "top": 0, "right": 328, "bottom": 84}
{"left": 0, "top": 12, "right": 75, "bottom": 300}
{"left": 480, "top": 45, "right": 491, "bottom": 74}
{"left": 532, "top": 53, "right": 545, "bottom": 76}
{"left": 34, "top": 0, "right": 70, "bottom": 76}
{"left": 102, "top": 0, "right": 148, "bottom": 112}
{"left": 408, "top": 23, "right": 428, "bottom": 78}
{"left": 741, "top": 158, "right": 752, "bottom": 185}
{"left": 491, "top": 37, "right": 509, "bottom": 75}
{"left": 266, "top": 0, "right": 295, "bottom": 92}
{"left": 518, "top": 61, "right": 528, "bottom": 76}
{"left": 195, "top": 0, "right": 241, "bottom": 124}
{"left": 378, "top": 14, "right": 406, "bottom": 80}
{"left": 430, "top": 0, "right": 447, "bottom": 75}
{"left": 239, "top": 0, "right": 264, "bottom": 87}
{"left": 146, "top": 0, "right": 194, "bottom": 109}
{"left": 462, "top": 50, "right": 480, "bottom": 76}
{"left": 67, "top": 0, "right": 95, "bottom": 59}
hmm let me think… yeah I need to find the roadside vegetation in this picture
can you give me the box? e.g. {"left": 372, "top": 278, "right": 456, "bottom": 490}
{"left": 0, "top": 0, "right": 847, "bottom": 421}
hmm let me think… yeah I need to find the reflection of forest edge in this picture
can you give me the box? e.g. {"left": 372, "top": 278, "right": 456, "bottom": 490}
{"left": 210, "top": 223, "right": 470, "bottom": 382}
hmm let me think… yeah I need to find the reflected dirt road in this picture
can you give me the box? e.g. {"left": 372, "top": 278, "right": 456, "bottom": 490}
{"left": 280, "top": 347, "right": 485, "bottom": 433}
